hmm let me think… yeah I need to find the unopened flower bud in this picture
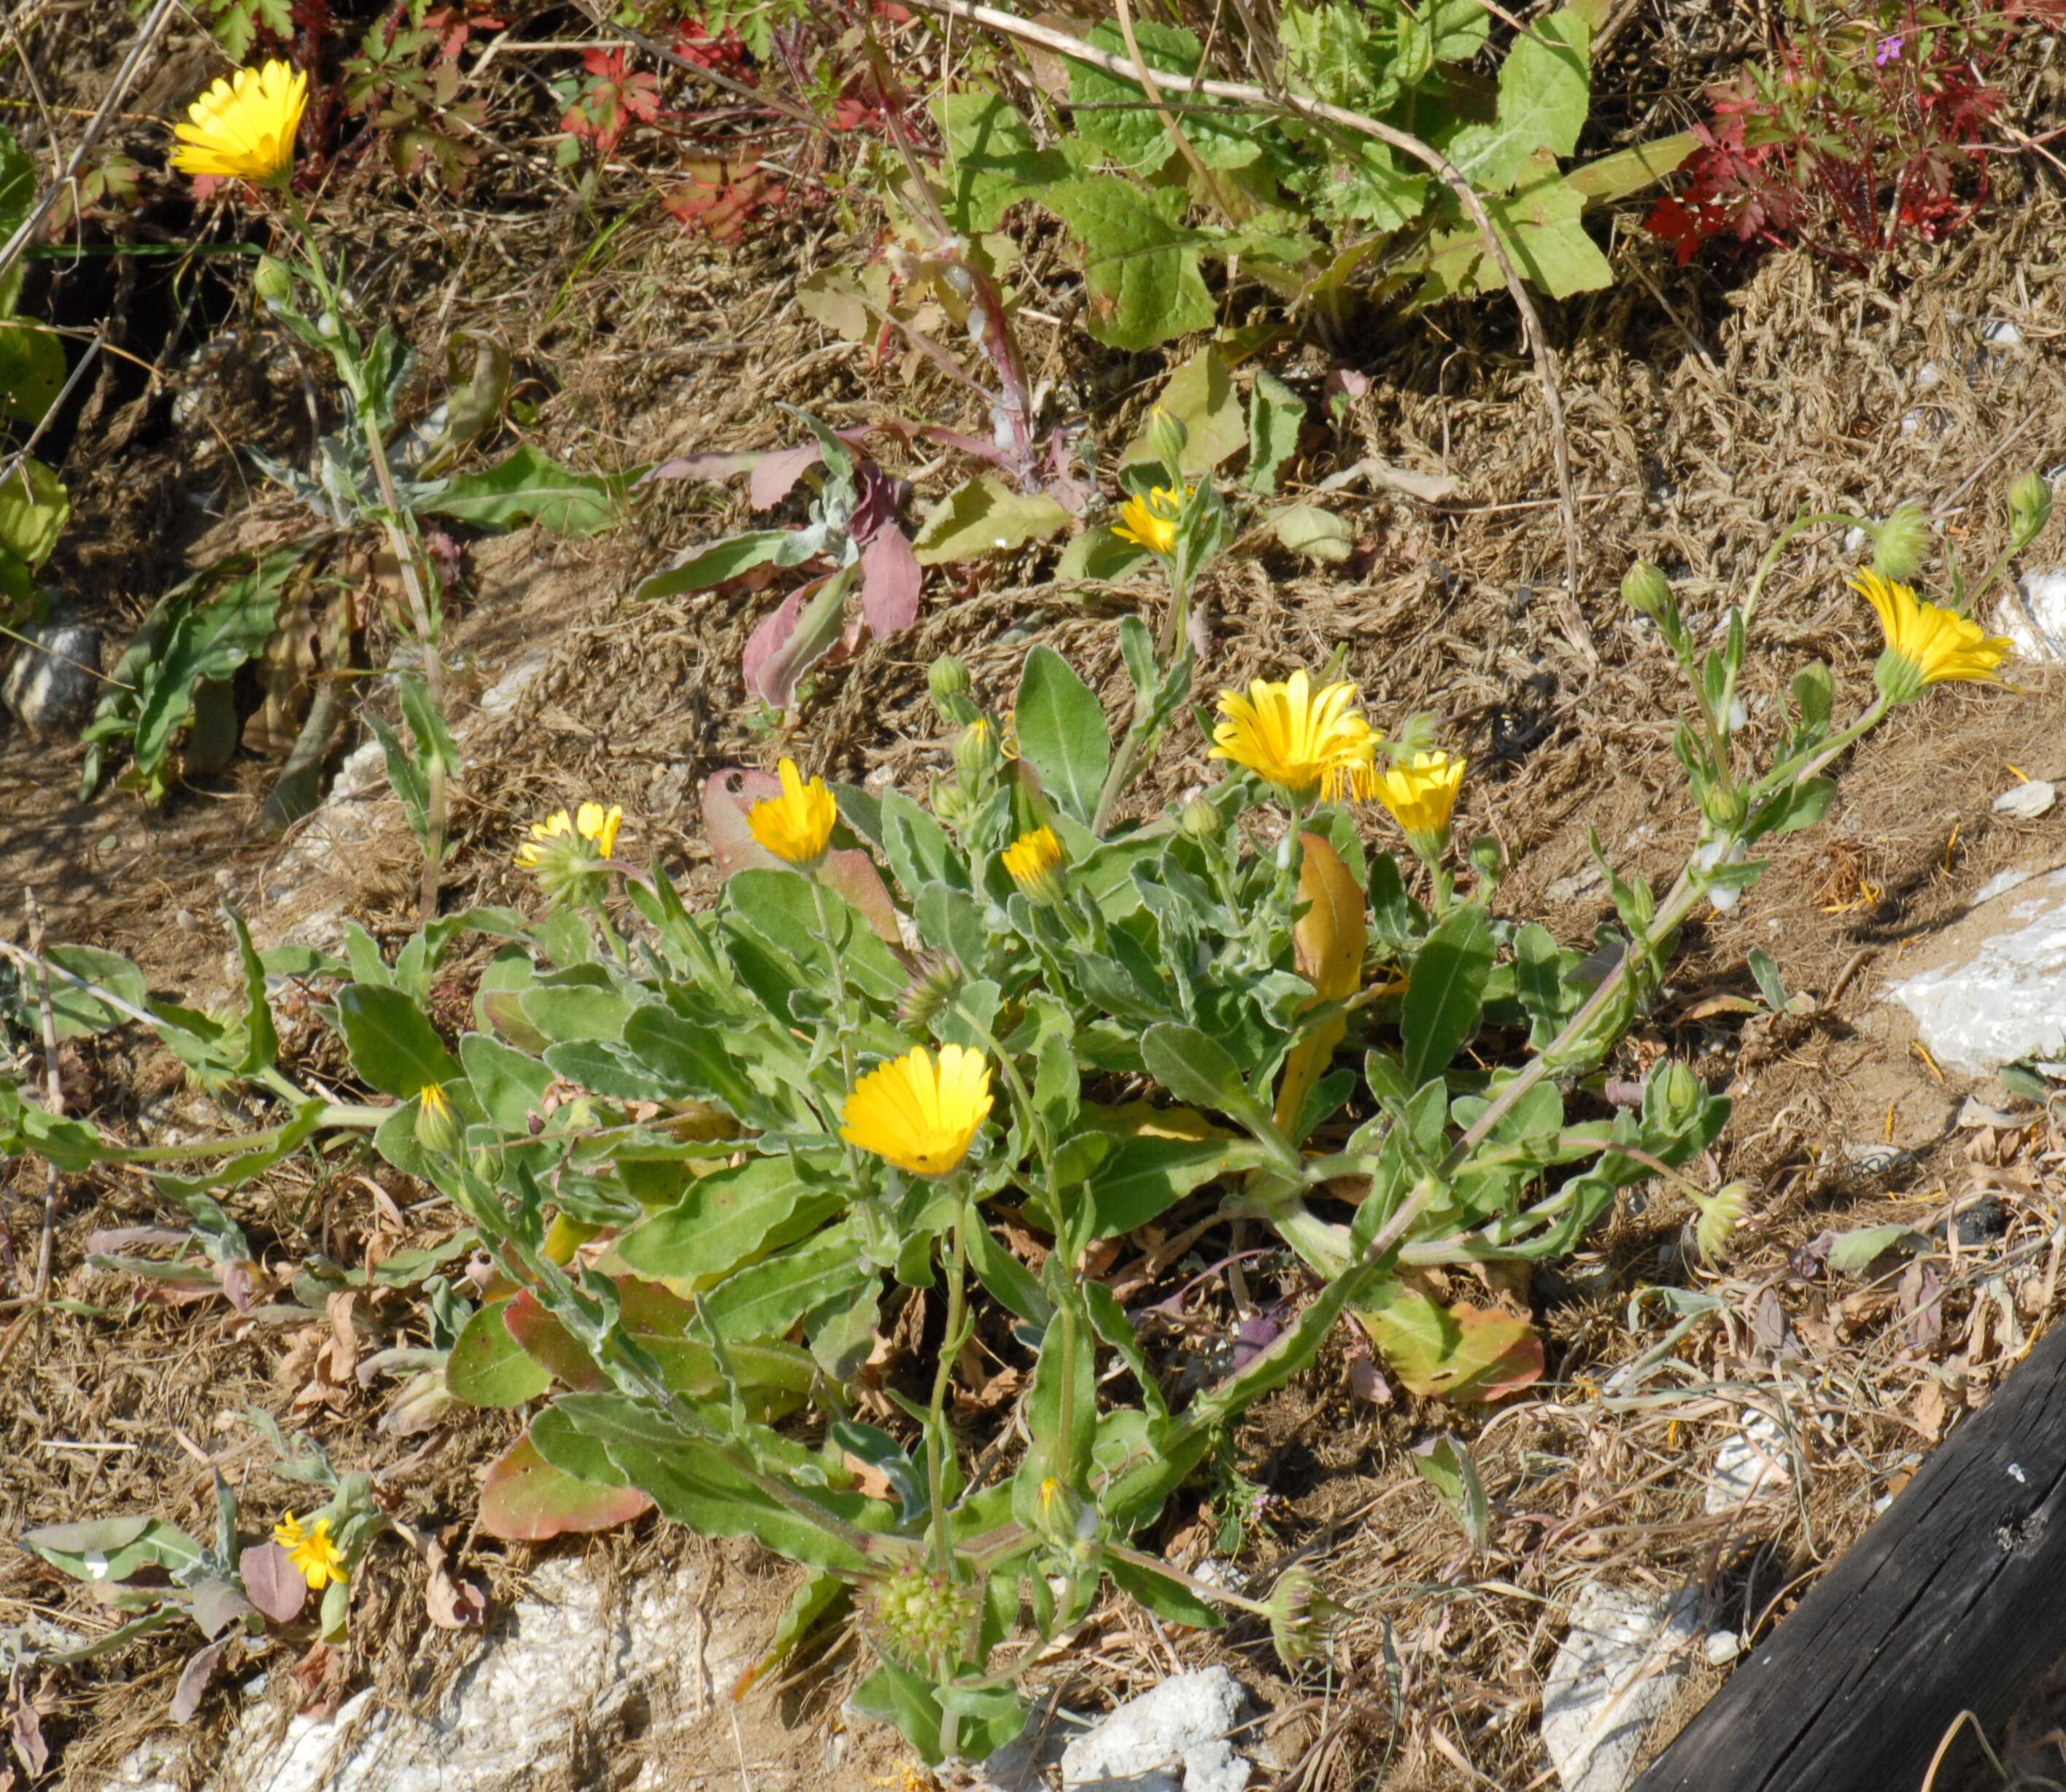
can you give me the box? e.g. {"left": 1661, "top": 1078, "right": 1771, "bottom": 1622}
{"left": 1620, "top": 561, "right": 1673, "bottom": 621}
{"left": 869, "top": 1560, "right": 979, "bottom": 1673}
{"left": 1701, "top": 781, "right": 1749, "bottom": 834}
{"left": 928, "top": 656, "right": 973, "bottom": 726}
{"left": 2010, "top": 471, "right": 2054, "bottom": 546}
{"left": 253, "top": 255, "right": 295, "bottom": 312}
{"left": 1467, "top": 834, "right": 1503, "bottom": 884}
{"left": 1180, "top": 797, "right": 1221, "bottom": 840}
{"left": 932, "top": 783, "right": 969, "bottom": 825}
{"left": 1142, "top": 403, "right": 1188, "bottom": 473}
{"left": 1870, "top": 503, "right": 1930, "bottom": 583}
{"left": 955, "top": 717, "right": 998, "bottom": 780}
{"left": 414, "top": 1083, "right": 462, "bottom": 1159}
{"left": 899, "top": 952, "right": 964, "bottom": 1031}
{"left": 1651, "top": 1061, "right": 1703, "bottom": 1129}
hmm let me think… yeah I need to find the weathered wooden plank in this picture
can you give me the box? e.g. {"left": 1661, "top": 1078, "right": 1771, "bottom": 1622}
{"left": 1635, "top": 1314, "right": 2066, "bottom": 1792}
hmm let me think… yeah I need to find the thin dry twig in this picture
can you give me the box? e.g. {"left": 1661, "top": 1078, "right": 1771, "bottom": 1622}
{"left": 24, "top": 889, "right": 61, "bottom": 1303}
{"left": 900, "top": 0, "right": 1598, "bottom": 664}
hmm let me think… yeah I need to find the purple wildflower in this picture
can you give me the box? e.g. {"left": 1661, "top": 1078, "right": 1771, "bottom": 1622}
{"left": 1875, "top": 33, "right": 1904, "bottom": 66}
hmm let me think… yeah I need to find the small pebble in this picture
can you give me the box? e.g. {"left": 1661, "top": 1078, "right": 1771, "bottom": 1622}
{"left": 1706, "top": 1630, "right": 1744, "bottom": 1666}
{"left": 2, "top": 621, "right": 101, "bottom": 734}
{"left": 1993, "top": 780, "right": 2057, "bottom": 821}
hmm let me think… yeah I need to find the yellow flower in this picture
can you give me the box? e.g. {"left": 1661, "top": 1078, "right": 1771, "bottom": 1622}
{"left": 414, "top": 1082, "right": 461, "bottom": 1157}
{"left": 1001, "top": 825, "right": 1066, "bottom": 906}
{"left": 1851, "top": 568, "right": 2011, "bottom": 703}
{"left": 747, "top": 758, "right": 838, "bottom": 866}
{"left": 514, "top": 802, "right": 621, "bottom": 870}
{"left": 171, "top": 61, "right": 309, "bottom": 185}
{"left": 1112, "top": 484, "right": 1192, "bottom": 557}
{"left": 1369, "top": 750, "right": 1466, "bottom": 847}
{"left": 1208, "top": 670, "right": 1380, "bottom": 802}
{"left": 840, "top": 1043, "right": 994, "bottom": 1176}
{"left": 273, "top": 1511, "right": 347, "bottom": 1591}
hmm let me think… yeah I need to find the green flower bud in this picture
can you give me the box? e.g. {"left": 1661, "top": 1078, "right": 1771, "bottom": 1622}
{"left": 899, "top": 951, "right": 964, "bottom": 1031}
{"left": 2010, "top": 471, "right": 2054, "bottom": 546}
{"left": 1652, "top": 1061, "right": 1702, "bottom": 1129}
{"left": 1266, "top": 1565, "right": 1345, "bottom": 1670}
{"left": 1870, "top": 503, "right": 1930, "bottom": 583}
{"left": 414, "top": 1083, "right": 462, "bottom": 1159}
{"left": 1701, "top": 781, "right": 1749, "bottom": 834}
{"left": 870, "top": 1561, "right": 980, "bottom": 1673}
{"left": 1180, "top": 797, "right": 1221, "bottom": 840}
{"left": 932, "top": 782, "right": 969, "bottom": 825}
{"left": 1694, "top": 1179, "right": 1752, "bottom": 1261}
{"left": 928, "top": 656, "right": 975, "bottom": 727}
{"left": 1142, "top": 403, "right": 1188, "bottom": 474}
{"left": 1467, "top": 834, "right": 1504, "bottom": 884}
{"left": 1620, "top": 561, "right": 1673, "bottom": 621}
{"left": 954, "top": 717, "right": 999, "bottom": 780}
{"left": 253, "top": 255, "right": 295, "bottom": 312}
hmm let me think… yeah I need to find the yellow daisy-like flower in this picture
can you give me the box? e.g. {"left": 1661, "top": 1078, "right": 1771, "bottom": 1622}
{"left": 747, "top": 759, "right": 838, "bottom": 867}
{"left": 1112, "top": 484, "right": 1193, "bottom": 557}
{"left": 1001, "top": 825, "right": 1067, "bottom": 907}
{"left": 1850, "top": 568, "right": 2011, "bottom": 704}
{"left": 840, "top": 1043, "right": 994, "bottom": 1176}
{"left": 514, "top": 802, "right": 621, "bottom": 870}
{"left": 1369, "top": 750, "right": 1466, "bottom": 848}
{"left": 171, "top": 61, "right": 309, "bottom": 186}
{"left": 1208, "top": 670, "right": 1380, "bottom": 802}
{"left": 272, "top": 1511, "right": 347, "bottom": 1591}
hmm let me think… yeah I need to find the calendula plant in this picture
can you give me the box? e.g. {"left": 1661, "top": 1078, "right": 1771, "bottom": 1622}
{"left": 82, "top": 61, "right": 629, "bottom": 866}
{"left": 2, "top": 472, "right": 2043, "bottom": 1760}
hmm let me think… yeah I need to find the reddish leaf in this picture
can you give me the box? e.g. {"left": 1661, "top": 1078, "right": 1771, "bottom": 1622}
{"left": 749, "top": 443, "right": 824, "bottom": 511}
{"left": 700, "top": 769, "right": 903, "bottom": 947}
{"left": 239, "top": 1542, "right": 308, "bottom": 1625}
{"left": 171, "top": 1638, "right": 231, "bottom": 1725}
{"left": 477, "top": 1432, "right": 653, "bottom": 1541}
{"left": 503, "top": 1289, "right": 609, "bottom": 1392}
{"left": 857, "top": 528, "right": 923, "bottom": 637}
{"left": 1360, "top": 1284, "right": 1544, "bottom": 1403}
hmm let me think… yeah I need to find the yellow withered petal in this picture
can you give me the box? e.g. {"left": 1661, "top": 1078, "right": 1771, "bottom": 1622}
{"left": 171, "top": 60, "right": 308, "bottom": 185}
{"left": 840, "top": 1043, "right": 994, "bottom": 1176}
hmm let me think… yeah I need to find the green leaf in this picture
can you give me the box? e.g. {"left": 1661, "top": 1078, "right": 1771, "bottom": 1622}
{"left": 333, "top": 983, "right": 460, "bottom": 1098}
{"left": 1410, "top": 1432, "right": 1490, "bottom": 1548}
{"left": 700, "top": 1222, "right": 872, "bottom": 1342}
{"left": 478, "top": 1421, "right": 654, "bottom": 1540}
{"left": 1269, "top": 503, "right": 1354, "bottom": 563}
{"left": 616, "top": 1156, "right": 825, "bottom": 1284}
{"left": 0, "top": 457, "right": 66, "bottom": 572}
{"left": 1442, "top": 7, "right": 1592, "bottom": 191}
{"left": 1040, "top": 179, "right": 1215, "bottom": 352}
{"left": 20, "top": 944, "right": 147, "bottom": 1039}
{"left": 1071, "top": 1106, "right": 1267, "bottom": 1237}
{"left": 1400, "top": 905, "right": 1493, "bottom": 1085}
{"left": 417, "top": 445, "right": 630, "bottom": 535}
{"left": 1360, "top": 1282, "right": 1542, "bottom": 1401}
{"left": 1107, "top": 1554, "right": 1224, "bottom": 1629}
{"left": 1565, "top": 131, "right": 1697, "bottom": 205}
{"left": 222, "top": 908, "right": 278, "bottom": 1077}
{"left": 637, "top": 530, "right": 801, "bottom": 600}
{"left": 910, "top": 474, "right": 1072, "bottom": 567}
{"left": 1245, "top": 371, "right": 1305, "bottom": 495}
{"left": 448, "top": 1298, "right": 553, "bottom": 1406}
{"left": 0, "top": 326, "right": 67, "bottom": 425}
{"left": 1826, "top": 1224, "right": 1922, "bottom": 1274}
{"left": 1407, "top": 165, "right": 1612, "bottom": 304}
{"left": 1055, "top": 526, "right": 1151, "bottom": 581}
{"left": 1123, "top": 346, "right": 1246, "bottom": 476}
{"left": 1013, "top": 1299, "right": 1095, "bottom": 1533}
{"left": 1014, "top": 645, "right": 1110, "bottom": 826}
{"left": 1067, "top": 21, "right": 1203, "bottom": 174}
{"left": 458, "top": 1031, "right": 554, "bottom": 1133}
{"left": 23, "top": 1517, "right": 206, "bottom": 1586}
{"left": 934, "top": 90, "right": 1070, "bottom": 232}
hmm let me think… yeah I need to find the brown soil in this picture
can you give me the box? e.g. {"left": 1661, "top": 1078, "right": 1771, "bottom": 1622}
{"left": 6, "top": 12, "right": 2066, "bottom": 1792}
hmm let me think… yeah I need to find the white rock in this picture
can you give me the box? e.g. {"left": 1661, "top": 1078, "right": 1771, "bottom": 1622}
{"left": 1889, "top": 867, "right": 2066, "bottom": 1073}
{"left": 1994, "top": 780, "right": 2057, "bottom": 820}
{"left": 479, "top": 650, "right": 550, "bottom": 719}
{"left": 3, "top": 621, "right": 101, "bottom": 734}
{"left": 1704, "top": 1629, "right": 1743, "bottom": 1666}
{"left": 1541, "top": 1580, "right": 1701, "bottom": 1792}
{"left": 1705, "top": 1411, "right": 1797, "bottom": 1513}
{"left": 1995, "top": 571, "right": 2066, "bottom": 664}
{"left": 1915, "top": 360, "right": 1944, "bottom": 391}
{"left": 1059, "top": 1667, "right": 1250, "bottom": 1792}
{"left": 1976, "top": 869, "right": 2039, "bottom": 904}
{"left": 101, "top": 1557, "right": 763, "bottom": 1792}
{"left": 1982, "top": 319, "right": 2024, "bottom": 349}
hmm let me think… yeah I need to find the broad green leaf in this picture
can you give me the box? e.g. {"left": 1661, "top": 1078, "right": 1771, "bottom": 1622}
{"left": 23, "top": 1516, "right": 206, "bottom": 1585}
{"left": 617, "top": 1155, "right": 827, "bottom": 1284}
{"left": 1270, "top": 503, "right": 1354, "bottom": 563}
{"left": 333, "top": 983, "right": 460, "bottom": 1098}
{"left": 22, "top": 944, "right": 148, "bottom": 1039}
{"left": 417, "top": 445, "right": 630, "bottom": 535}
{"left": 1013, "top": 1299, "right": 1095, "bottom": 1532}
{"left": 478, "top": 1423, "right": 654, "bottom": 1540}
{"left": 1400, "top": 904, "right": 1493, "bottom": 1085}
{"left": 0, "top": 325, "right": 66, "bottom": 425}
{"left": 0, "top": 457, "right": 66, "bottom": 571}
{"left": 1107, "top": 1554, "right": 1224, "bottom": 1628}
{"left": 700, "top": 1221, "right": 871, "bottom": 1341}
{"left": 1245, "top": 370, "right": 1305, "bottom": 496}
{"left": 1055, "top": 526, "right": 1150, "bottom": 581}
{"left": 458, "top": 1031, "right": 554, "bottom": 1133}
{"left": 1069, "top": 1103, "right": 1265, "bottom": 1237}
{"left": 448, "top": 1299, "right": 552, "bottom": 1407}
{"left": 1067, "top": 22, "right": 1204, "bottom": 175}
{"left": 934, "top": 90, "right": 1070, "bottom": 232}
{"left": 1442, "top": 7, "right": 1592, "bottom": 192}
{"left": 223, "top": 907, "right": 278, "bottom": 1077}
{"left": 910, "top": 473, "right": 1072, "bottom": 566}
{"left": 1040, "top": 180, "right": 1214, "bottom": 352}
{"left": 1359, "top": 1282, "right": 1543, "bottom": 1401}
{"left": 1407, "top": 166, "right": 1613, "bottom": 304}
{"left": 637, "top": 529, "right": 798, "bottom": 601}
{"left": 1827, "top": 1224, "right": 1922, "bottom": 1274}
{"left": 1014, "top": 645, "right": 1110, "bottom": 825}
{"left": 1566, "top": 131, "right": 1697, "bottom": 205}
{"left": 1122, "top": 345, "right": 1246, "bottom": 476}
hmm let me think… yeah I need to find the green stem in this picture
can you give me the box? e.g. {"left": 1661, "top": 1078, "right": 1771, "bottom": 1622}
{"left": 1714, "top": 511, "right": 1860, "bottom": 758}
{"left": 103, "top": 1103, "right": 388, "bottom": 1164}
{"left": 810, "top": 877, "right": 858, "bottom": 1088}
{"left": 1102, "top": 1540, "right": 1276, "bottom": 1621}
{"left": 926, "top": 1199, "right": 970, "bottom": 1578}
